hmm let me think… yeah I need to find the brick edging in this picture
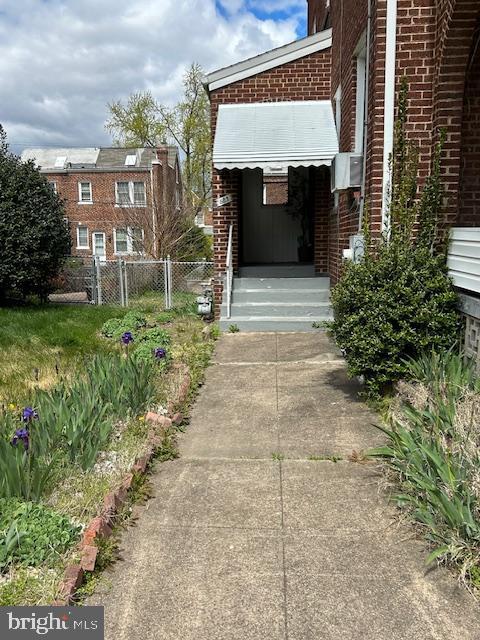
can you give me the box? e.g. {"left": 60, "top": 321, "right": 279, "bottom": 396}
{"left": 53, "top": 364, "right": 192, "bottom": 605}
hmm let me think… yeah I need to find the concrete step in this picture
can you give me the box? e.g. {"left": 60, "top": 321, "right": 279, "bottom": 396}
{"left": 240, "top": 265, "right": 315, "bottom": 278}
{"left": 235, "top": 277, "right": 330, "bottom": 290}
{"left": 219, "top": 316, "right": 332, "bottom": 332}
{"left": 226, "top": 302, "right": 332, "bottom": 318}
{"left": 233, "top": 288, "right": 331, "bottom": 303}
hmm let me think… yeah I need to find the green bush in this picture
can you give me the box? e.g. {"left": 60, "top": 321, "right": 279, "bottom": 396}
{"left": 0, "top": 499, "right": 79, "bottom": 569}
{"left": 331, "top": 246, "right": 459, "bottom": 397}
{"left": 0, "top": 126, "right": 71, "bottom": 301}
{"left": 330, "top": 79, "right": 459, "bottom": 398}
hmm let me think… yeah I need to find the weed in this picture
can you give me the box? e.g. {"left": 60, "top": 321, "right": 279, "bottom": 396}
{"left": 271, "top": 452, "right": 284, "bottom": 461}
{"left": 229, "top": 324, "right": 240, "bottom": 333}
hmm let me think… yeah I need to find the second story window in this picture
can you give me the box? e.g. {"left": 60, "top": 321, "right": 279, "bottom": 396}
{"left": 116, "top": 181, "right": 146, "bottom": 207}
{"left": 78, "top": 181, "right": 92, "bottom": 204}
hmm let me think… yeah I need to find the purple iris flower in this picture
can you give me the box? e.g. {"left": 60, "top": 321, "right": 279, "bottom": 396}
{"left": 154, "top": 347, "right": 167, "bottom": 360}
{"left": 11, "top": 428, "right": 30, "bottom": 450}
{"left": 22, "top": 407, "right": 38, "bottom": 422}
{"left": 121, "top": 331, "right": 134, "bottom": 345}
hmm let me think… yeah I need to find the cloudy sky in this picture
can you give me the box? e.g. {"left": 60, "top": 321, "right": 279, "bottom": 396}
{"left": 0, "top": 0, "right": 306, "bottom": 154}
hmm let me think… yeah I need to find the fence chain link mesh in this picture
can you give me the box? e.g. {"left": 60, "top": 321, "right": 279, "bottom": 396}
{"left": 52, "top": 257, "right": 214, "bottom": 309}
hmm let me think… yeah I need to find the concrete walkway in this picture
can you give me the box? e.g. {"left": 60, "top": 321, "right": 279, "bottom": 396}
{"left": 90, "top": 333, "right": 480, "bottom": 639}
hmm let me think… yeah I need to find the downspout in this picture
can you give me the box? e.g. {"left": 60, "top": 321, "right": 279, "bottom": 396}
{"left": 358, "top": 0, "right": 371, "bottom": 232}
{"left": 150, "top": 161, "right": 159, "bottom": 258}
{"left": 381, "top": 0, "right": 398, "bottom": 236}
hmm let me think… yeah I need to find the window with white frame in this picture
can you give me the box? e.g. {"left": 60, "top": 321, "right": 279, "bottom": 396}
{"left": 114, "top": 227, "right": 144, "bottom": 254}
{"left": 115, "top": 181, "right": 146, "bottom": 206}
{"left": 78, "top": 182, "right": 92, "bottom": 203}
{"left": 76, "top": 225, "right": 89, "bottom": 248}
{"left": 49, "top": 181, "right": 57, "bottom": 194}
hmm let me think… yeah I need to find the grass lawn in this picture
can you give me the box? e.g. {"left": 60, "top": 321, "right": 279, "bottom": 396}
{"left": 0, "top": 304, "right": 129, "bottom": 403}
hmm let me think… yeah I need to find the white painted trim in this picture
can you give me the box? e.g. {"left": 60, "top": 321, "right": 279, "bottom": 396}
{"left": 113, "top": 226, "right": 145, "bottom": 255}
{"left": 381, "top": 0, "right": 398, "bottom": 235}
{"left": 334, "top": 85, "right": 342, "bottom": 138}
{"left": 78, "top": 181, "right": 92, "bottom": 204}
{"left": 92, "top": 231, "right": 106, "bottom": 259}
{"left": 76, "top": 225, "right": 89, "bottom": 249}
{"left": 115, "top": 180, "right": 147, "bottom": 207}
{"left": 206, "top": 29, "right": 332, "bottom": 91}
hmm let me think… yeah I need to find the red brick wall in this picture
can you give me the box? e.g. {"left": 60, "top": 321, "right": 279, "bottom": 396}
{"left": 313, "top": 166, "right": 331, "bottom": 274}
{"left": 210, "top": 47, "right": 332, "bottom": 139}
{"left": 44, "top": 153, "right": 180, "bottom": 260}
{"left": 263, "top": 177, "right": 288, "bottom": 205}
{"left": 307, "top": 0, "right": 330, "bottom": 34}
{"left": 434, "top": 2, "right": 480, "bottom": 225}
{"left": 458, "top": 13, "right": 480, "bottom": 225}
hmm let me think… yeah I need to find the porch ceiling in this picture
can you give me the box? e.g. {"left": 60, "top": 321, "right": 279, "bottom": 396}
{"left": 213, "top": 100, "right": 339, "bottom": 171}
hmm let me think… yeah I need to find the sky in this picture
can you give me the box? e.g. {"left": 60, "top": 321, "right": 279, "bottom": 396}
{"left": 0, "top": 0, "right": 307, "bottom": 155}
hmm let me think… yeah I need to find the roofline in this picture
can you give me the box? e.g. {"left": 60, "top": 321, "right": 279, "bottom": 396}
{"left": 39, "top": 168, "right": 151, "bottom": 175}
{"left": 205, "top": 28, "right": 332, "bottom": 92}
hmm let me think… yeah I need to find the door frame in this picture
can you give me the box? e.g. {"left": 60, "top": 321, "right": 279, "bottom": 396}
{"left": 92, "top": 231, "right": 106, "bottom": 262}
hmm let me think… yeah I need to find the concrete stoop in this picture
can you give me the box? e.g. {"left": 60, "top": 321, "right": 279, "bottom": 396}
{"left": 219, "top": 275, "right": 333, "bottom": 332}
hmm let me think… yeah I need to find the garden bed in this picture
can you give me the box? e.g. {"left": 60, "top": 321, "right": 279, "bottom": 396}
{"left": 0, "top": 298, "right": 217, "bottom": 605}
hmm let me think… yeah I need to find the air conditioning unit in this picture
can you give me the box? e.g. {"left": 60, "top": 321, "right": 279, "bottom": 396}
{"left": 331, "top": 153, "right": 363, "bottom": 192}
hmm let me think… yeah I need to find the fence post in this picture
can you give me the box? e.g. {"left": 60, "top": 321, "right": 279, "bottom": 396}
{"left": 118, "top": 258, "right": 125, "bottom": 307}
{"left": 166, "top": 255, "right": 173, "bottom": 309}
{"left": 163, "top": 259, "right": 169, "bottom": 309}
{"left": 123, "top": 260, "right": 129, "bottom": 308}
{"left": 95, "top": 256, "right": 103, "bottom": 306}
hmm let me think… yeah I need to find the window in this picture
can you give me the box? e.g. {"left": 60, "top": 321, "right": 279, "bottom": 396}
{"left": 78, "top": 182, "right": 92, "bottom": 203}
{"left": 76, "top": 225, "right": 89, "bottom": 249}
{"left": 125, "top": 154, "right": 137, "bottom": 166}
{"left": 114, "top": 227, "right": 144, "bottom": 254}
{"left": 116, "top": 181, "right": 146, "bottom": 206}
{"left": 114, "top": 228, "right": 129, "bottom": 254}
{"left": 49, "top": 181, "right": 57, "bottom": 194}
{"left": 116, "top": 182, "right": 130, "bottom": 206}
{"left": 133, "top": 182, "right": 146, "bottom": 206}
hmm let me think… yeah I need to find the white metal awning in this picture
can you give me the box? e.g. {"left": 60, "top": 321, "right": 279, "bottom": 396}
{"left": 213, "top": 101, "right": 339, "bottom": 171}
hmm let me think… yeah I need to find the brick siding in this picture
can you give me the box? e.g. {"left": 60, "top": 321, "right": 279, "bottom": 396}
{"left": 42, "top": 148, "right": 180, "bottom": 260}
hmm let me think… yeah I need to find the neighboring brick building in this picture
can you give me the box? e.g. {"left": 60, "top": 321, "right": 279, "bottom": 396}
{"left": 21, "top": 146, "right": 182, "bottom": 260}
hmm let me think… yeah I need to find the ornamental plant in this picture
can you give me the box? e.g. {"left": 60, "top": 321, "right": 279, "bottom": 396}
{"left": 0, "top": 407, "right": 56, "bottom": 501}
{"left": 330, "top": 78, "right": 459, "bottom": 398}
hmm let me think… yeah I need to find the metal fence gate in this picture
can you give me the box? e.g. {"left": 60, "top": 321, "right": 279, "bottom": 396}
{"left": 51, "top": 257, "right": 214, "bottom": 309}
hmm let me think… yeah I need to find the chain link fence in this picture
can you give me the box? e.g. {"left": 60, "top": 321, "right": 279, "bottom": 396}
{"left": 51, "top": 257, "right": 214, "bottom": 309}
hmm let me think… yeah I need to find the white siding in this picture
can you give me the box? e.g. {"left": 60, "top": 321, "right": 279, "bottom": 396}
{"left": 448, "top": 228, "right": 480, "bottom": 294}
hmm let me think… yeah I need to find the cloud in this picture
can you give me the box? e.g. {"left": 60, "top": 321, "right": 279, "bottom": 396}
{"left": 0, "top": 0, "right": 302, "bottom": 153}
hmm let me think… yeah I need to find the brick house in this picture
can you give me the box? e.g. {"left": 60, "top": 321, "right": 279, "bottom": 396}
{"left": 205, "top": 0, "right": 480, "bottom": 330}
{"left": 21, "top": 146, "right": 182, "bottom": 260}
